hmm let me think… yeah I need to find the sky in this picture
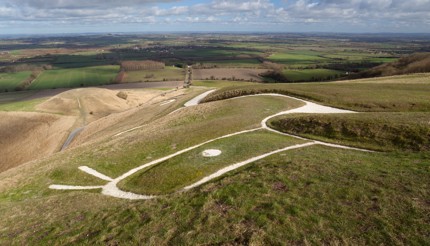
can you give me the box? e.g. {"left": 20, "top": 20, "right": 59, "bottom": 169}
{"left": 0, "top": 0, "right": 429, "bottom": 34}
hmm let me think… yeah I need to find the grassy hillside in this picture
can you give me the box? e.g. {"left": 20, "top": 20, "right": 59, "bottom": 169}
{"left": 268, "top": 113, "right": 430, "bottom": 152}
{"left": 354, "top": 52, "right": 430, "bottom": 78}
{"left": 201, "top": 73, "right": 430, "bottom": 112}
{"left": 0, "top": 146, "right": 428, "bottom": 244}
{"left": 282, "top": 69, "right": 344, "bottom": 82}
{"left": 0, "top": 74, "right": 429, "bottom": 244}
{"left": 119, "top": 131, "right": 306, "bottom": 195}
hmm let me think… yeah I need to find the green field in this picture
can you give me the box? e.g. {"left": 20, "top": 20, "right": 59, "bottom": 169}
{"left": 202, "top": 74, "right": 430, "bottom": 112}
{"left": 174, "top": 48, "right": 263, "bottom": 58}
{"left": 268, "top": 51, "right": 327, "bottom": 65}
{"left": 123, "top": 66, "right": 184, "bottom": 82}
{"left": 0, "top": 98, "right": 46, "bottom": 112}
{"left": 28, "top": 65, "right": 119, "bottom": 90}
{"left": 119, "top": 130, "right": 305, "bottom": 195}
{"left": 197, "top": 59, "right": 262, "bottom": 68}
{"left": 283, "top": 69, "right": 345, "bottom": 81}
{"left": 0, "top": 71, "right": 31, "bottom": 92}
{"left": 193, "top": 80, "right": 258, "bottom": 88}
{"left": 52, "top": 54, "right": 111, "bottom": 68}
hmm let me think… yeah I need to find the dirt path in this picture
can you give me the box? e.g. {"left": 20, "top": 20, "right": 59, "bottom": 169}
{"left": 61, "top": 97, "right": 86, "bottom": 151}
{"left": 50, "top": 92, "right": 373, "bottom": 200}
{"left": 60, "top": 127, "right": 84, "bottom": 151}
{"left": 184, "top": 89, "right": 217, "bottom": 107}
{"left": 114, "top": 89, "right": 215, "bottom": 137}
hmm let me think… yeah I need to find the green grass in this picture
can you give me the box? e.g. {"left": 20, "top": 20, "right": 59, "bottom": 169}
{"left": 123, "top": 66, "right": 184, "bottom": 82}
{"left": 0, "top": 98, "right": 46, "bottom": 112}
{"left": 28, "top": 65, "right": 119, "bottom": 90}
{"left": 192, "top": 80, "right": 259, "bottom": 88}
{"left": 0, "top": 91, "right": 37, "bottom": 104}
{"left": 268, "top": 51, "right": 327, "bottom": 65}
{"left": 174, "top": 48, "right": 262, "bottom": 58}
{"left": 52, "top": 54, "right": 110, "bottom": 68}
{"left": 10, "top": 95, "right": 303, "bottom": 192}
{"left": 0, "top": 71, "right": 31, "bottom": 92}
{"left": 0, "top": 146, "right": 428, "bottom": 244}
{"left": 119, "top": 130, "right": 306, "bottom": 195}
{"left": 0, "top": 37, "right": 429, "bottom": 244}
{"left": 269, "top": 112, "right": 430, "bottom": 152}
{"left": 198, "top": 59, "right": 262, "bottom": 68}
{"left": 201, "top": 74, "right": 430, "bottom": 112}
{"left": 81, "top": 96, "right": 303, "bottom": 179}
{"left": 282, "top": 69, "right": 345, "bottom": 82}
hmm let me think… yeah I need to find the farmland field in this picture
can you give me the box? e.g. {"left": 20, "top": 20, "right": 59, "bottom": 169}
{"left": 195, "top": 59, "right": 263, "bottom": 68}
{"left": 0, "top": 71, "right": 31, "bottom": 92}
{"left": 282, "top": 69, "right": 345, "bottom": 82}
{"left": 28, "top": 65, "right": 119, "bottom": 90}
{"left": 268, "top": 51, "right": 327, "bottom": 65}
{"left": 192, "top": 68, "right": 269, "bottom": 82}
{"left": 123, "top": 66, "right": 184, "bottom": 82}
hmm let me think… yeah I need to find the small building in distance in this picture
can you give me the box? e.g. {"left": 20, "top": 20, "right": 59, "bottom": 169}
{"left": 120, "top": 60, "right": 165, "bottom": 71}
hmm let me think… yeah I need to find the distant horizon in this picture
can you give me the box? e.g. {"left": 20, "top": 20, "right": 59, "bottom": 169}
{"left": 2, "top": 31, "right": 430, "bottom": 39}
{"left": 1, "top": 0, "right": 429, "bottom": 35}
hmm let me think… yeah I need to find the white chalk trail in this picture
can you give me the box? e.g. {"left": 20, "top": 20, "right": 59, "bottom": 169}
{"left": 115, "top": 89, "right": 215, "bottom": 137}
{"left": 160, "top": 99, "right": 176, "bottom": 106}
{"left": 183, "top": 142, "right": 316, "bottom": 190}
{"left": 50, "top": 91, "right": 373, "bottom": 200}
{"left": 79, "top": 166, "right": 113, "bottom": 181}
{"left": 184, "top": 89, "right": 216, "bottom": 107}
{"left": 49, "top": 185, "right": 104, "bottom": 190}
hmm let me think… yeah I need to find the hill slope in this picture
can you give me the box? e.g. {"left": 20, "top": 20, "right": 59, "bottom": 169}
{"left": 0, "top": 112, "right": 74, "bottom": 172}
{"left": 352, "top": 52, "right": 430, "bottom": 78}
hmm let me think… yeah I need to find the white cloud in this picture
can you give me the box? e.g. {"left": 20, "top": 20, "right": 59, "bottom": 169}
{"left": 0, "top": 0, "right": 429, "bottom": 32}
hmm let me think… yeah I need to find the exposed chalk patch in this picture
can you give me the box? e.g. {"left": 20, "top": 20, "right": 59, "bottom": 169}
{"left": 79, "top": 166, "right": 113, "bottom": 181}
{"left": 49, "top": 185, "right": 104, "bottom": 190}
{"left": 160, "top": 99, "right": 176, "bottom": 106}
{"left": 184, "top": 89, "right": 216, "bottom": 107}
{"left": 202, "top": 149, "right": 222, "bottom": 157}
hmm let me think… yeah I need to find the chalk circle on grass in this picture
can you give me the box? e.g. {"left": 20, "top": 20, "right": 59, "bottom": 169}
{"left": 202, "top": 149, "right": 222, "bottom": 157}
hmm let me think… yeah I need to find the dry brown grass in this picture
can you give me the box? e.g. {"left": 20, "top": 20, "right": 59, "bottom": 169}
{"left": 35, "top": 87, "right": 165, "bottom": 124}
{"left": 192, "top": 68, "right": 269, "bottom": 82}
{"left": 70, "top": 88, "right": 191, "bottom": 147}
{"left": 0, "top": 112, "right": 75, "bottom": 172}
{"left": 0, "top": 87, "right": 185, "bottom": 173}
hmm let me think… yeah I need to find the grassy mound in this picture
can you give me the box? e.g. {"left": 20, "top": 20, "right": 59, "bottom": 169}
{"left": 200, "top": 74, "right": 430, "bottom": 112}
{"left": 268, "top": 113, "right": 430, "bottom": 152}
